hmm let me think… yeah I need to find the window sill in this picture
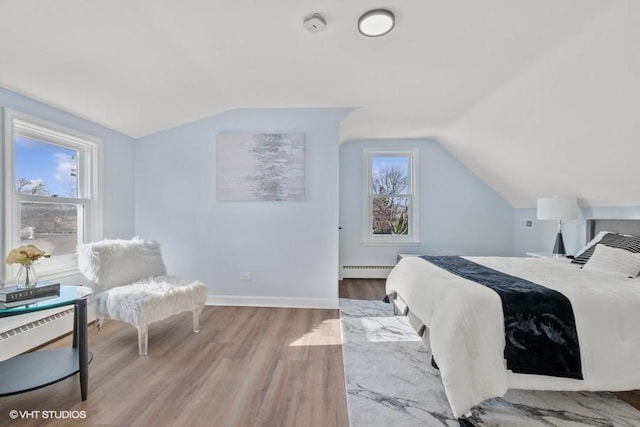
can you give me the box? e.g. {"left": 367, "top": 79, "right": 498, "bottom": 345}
{"left": 36, "top": 267, "right": 82, "bottom": 283}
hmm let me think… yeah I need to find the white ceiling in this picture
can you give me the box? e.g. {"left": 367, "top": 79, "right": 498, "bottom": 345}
{"left": 1, "top": 0, "right": 637, "bottom": 208}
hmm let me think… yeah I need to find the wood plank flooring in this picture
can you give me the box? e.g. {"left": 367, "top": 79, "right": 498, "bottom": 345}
{"left": 0, "top": 305, "right": 348, "bottom": 427}
{"left": 1, "top": 278, "right": 638, "bottom": 426}
{"left": 338, "top": 278, "right": 386, "bottom": 300}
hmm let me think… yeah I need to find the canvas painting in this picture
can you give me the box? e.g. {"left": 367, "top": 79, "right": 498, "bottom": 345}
{"left": 216, "top": 133, "right": 305, "bottom": 201}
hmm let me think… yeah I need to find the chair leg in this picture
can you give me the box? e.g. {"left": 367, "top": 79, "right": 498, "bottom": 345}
{"left": 137, "top": 324, "right": 149, "bottom": 356}
{"left": 192, "top": 307, "right": 201, "bottom": 333}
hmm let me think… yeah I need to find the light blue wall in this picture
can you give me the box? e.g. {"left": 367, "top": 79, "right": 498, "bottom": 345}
{"left": 339, "top": 138, "right": 513, "bottom": 269}
{"left": 135, "top": 108, "right": 350, "bottom": 307}
{"left": 0, "top": 87, "right": 136, "bottom": 271}
{"left": 5, "top": 82, "right": 639, "bottom": 299}
{"left": 513, "top": 206, "right": 640, "bottom": 256}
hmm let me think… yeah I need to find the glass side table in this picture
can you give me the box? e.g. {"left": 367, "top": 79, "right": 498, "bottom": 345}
{"left": 0, "top": 285, "right": 93, "bottom": 401}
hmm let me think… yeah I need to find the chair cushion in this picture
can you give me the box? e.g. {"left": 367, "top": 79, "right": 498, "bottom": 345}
{"left": 93, "top": 275, "right": 208, "bottom": 327}
{"left": 78, "top": 238, "right": 167, "bottom": 294}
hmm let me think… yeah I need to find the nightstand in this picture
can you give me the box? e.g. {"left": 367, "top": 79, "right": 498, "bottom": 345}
{"left": 526, "top": 252, "right": 572, "bottom": 259}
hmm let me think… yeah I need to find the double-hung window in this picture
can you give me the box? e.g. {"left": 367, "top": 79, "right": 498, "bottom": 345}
{"left": 363, "top": 148, "right": 419, "bottom": 244}
{"left": 3, "top": 110, "right": 102, "bottom": 280}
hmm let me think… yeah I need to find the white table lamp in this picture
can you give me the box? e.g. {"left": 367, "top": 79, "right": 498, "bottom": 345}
{"left": 537, "top": 196, "right": 578, "bottom": 257}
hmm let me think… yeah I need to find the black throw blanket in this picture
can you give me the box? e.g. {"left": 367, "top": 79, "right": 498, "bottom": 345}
{"left": 420, "top": 255, "right": 583, "bottom": 380}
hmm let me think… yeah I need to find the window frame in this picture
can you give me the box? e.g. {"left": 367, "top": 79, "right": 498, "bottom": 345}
{"left": 363, "top": 147, "right": 419, "bottom": 245}
{"left": 2, "top": 109, "right": 103, "bottom": 281}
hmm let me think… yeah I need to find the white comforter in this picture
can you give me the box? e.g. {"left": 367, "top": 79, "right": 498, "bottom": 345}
{"left": 385, "top": 256, "right": 640, "bottom": 418}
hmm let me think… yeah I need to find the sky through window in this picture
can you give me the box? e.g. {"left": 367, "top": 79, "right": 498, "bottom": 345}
{"left": 15, "top": 135, "right": 78, "bottom": 198}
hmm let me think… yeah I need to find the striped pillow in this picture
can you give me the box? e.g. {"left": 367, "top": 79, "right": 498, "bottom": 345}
{"left": 572, "top": 231, "right": 610, "bottom": 264}
{"left": 571, "top": 232, "right": 640, "bottom": 265}
{"left": 583, "top": 244, "right": 640, "bottom": 277}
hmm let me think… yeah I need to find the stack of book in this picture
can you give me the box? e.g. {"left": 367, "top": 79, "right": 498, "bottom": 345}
{"left": 0, "top": 282, "right": 60, "bottom": 309}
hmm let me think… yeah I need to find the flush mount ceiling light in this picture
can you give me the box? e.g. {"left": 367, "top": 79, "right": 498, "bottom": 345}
{"left": 358, "top": 9, "right": 395, "bottom": 37}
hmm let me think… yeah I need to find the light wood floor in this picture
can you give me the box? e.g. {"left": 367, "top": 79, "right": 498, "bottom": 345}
{"left": 1, "top": 278, "right": 638, "bottom": 426}
{"left": 0, "top": 304, "right": 349, "bottom": 427}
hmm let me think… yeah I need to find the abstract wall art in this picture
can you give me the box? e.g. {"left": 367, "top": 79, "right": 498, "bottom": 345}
{"left": 216, "top": 133, "right": 305, "bottom": 201}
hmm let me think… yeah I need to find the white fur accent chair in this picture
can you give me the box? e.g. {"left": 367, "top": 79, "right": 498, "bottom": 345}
{"left": 78, "top": 238, "right": 207, "bottom": 356}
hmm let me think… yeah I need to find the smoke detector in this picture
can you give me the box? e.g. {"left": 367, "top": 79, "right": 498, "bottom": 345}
{"left": 303, "top": 14, "right": 327, "bottom": 33}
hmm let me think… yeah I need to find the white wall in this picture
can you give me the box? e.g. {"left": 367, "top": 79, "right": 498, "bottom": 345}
{"left": 513, "top": 206, "right": 640, "bottom": 257}
{"left": 440, "top": 1, "right": 640, "bottom": 208}
{"left": 135, "top": 108, "right": 349, "bottom": 309}
{"left": 339, "top": 138, "right": 513, "bottom": 272}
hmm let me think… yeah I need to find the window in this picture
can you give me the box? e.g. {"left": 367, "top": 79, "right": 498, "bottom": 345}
{"left": 3, "top": 110, "right": 103, "bottom": 280}
{"left": 363, "top": 148, "right": 419, "bottom": 244}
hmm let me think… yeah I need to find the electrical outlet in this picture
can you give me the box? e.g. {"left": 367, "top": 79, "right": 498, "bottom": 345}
{"left": 239, "top": 272, "right": 252, "bottom": 281}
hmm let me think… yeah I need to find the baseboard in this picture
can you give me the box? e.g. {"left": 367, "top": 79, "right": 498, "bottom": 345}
{"left": 340, "top": 265, "right": 394, "bottom": 279}
{"left": 205, "top": 295, "right": 338, "bottom": 309}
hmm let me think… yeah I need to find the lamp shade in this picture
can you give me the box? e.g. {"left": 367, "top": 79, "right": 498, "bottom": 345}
{"left": 536, "top": 197, "right": 578, "bottom": 220}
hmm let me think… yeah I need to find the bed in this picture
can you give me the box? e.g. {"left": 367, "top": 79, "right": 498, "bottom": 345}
{"left": 385, "top": 219, "right": 640, "bottom": 419}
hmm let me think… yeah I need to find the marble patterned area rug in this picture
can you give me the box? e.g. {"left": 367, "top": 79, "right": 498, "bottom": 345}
{"left": 339, "top": 298, "right": 640, "bottom": 427}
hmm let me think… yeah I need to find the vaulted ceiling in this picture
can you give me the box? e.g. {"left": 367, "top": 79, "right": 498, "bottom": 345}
{"left": 1, "top": 1, "right": 637, "bottom": 208}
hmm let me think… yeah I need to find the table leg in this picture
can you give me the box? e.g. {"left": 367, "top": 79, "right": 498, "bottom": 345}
{"left": 76, "top": 298, "right": 89, "bottom": 401}
{"left": 72, "top": 301, "right": 79, "bottom": 348}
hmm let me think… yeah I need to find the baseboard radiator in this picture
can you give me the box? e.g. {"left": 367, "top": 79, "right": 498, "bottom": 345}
{"left": 341, "top": 264, "right": 395, "bottom": 279}
{"left": 0, "top": 308, "right": 74, "bottom": 361}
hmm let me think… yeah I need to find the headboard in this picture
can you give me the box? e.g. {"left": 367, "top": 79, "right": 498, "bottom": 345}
{"left": 586, "top": 219, "right": 640, "bottom": 241}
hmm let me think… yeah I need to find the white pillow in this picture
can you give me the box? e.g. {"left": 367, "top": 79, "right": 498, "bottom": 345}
{"left": 583, "top": 244, "right": 640, "bottom": 278}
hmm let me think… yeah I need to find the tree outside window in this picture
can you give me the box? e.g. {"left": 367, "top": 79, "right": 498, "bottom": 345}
{"left": 371, "top": 161, "right": 409, "bottom": 235}
{"left": 364, "top": 148, "right": 419, "bottom": 244}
